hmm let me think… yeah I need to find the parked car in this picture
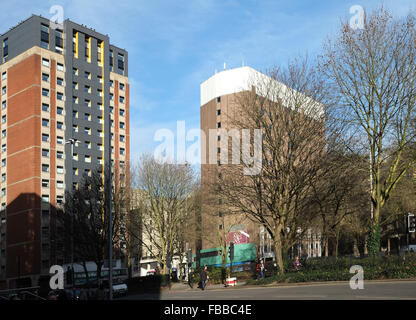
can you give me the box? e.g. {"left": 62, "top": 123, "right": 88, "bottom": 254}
{"left": 102, "top": 278, "right": 128, "bottom": 297}
{"left": 146, "top": 269, "right": 157, "bottom": 276}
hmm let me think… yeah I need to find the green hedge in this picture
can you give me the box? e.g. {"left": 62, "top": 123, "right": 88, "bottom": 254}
{"left": 245, "top": 253, "right": 416, "bottom": 285}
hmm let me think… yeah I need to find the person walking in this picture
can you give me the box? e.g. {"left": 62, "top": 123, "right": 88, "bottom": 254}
{"left": 199, "top": 265, "right": 208, "bottom": 291}
{"left": 293, "top": 256, "right": 302, "bottom": 271}
{"left": 256, "top": 259, "right": 265, "bottom": 280}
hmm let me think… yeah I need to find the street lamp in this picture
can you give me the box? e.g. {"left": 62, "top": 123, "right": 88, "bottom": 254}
{"left": 65, "top": 138, "right": 76, "bottom": 285}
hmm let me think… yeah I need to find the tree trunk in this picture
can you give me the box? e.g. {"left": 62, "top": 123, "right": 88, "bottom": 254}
{"left": 323, "top": 236, "right": 329, "bottom": 258}
{"left": 364, "top": 235, "right": 368, "bottom": 255}
{"left": 353, "top": 238, "right": 359, "bottom": 257}
{"left": 273, "top": 225, "right": 284, "bottom": 274}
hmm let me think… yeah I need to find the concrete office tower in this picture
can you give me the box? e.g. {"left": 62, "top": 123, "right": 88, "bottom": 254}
{"left": 0, "top": 15, "right": 129, "bottom": 288}
{"left": 199, "top": 66, "right": 322, "bottom": 264}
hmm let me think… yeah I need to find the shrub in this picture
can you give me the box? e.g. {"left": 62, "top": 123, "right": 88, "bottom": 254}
{"left": 245, "top": 252, "right": 416, "bottom": 286}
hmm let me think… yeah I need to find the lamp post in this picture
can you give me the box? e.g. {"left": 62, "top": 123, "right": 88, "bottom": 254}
{"left": 65, "top": 138, "right": 76, "bottom": 285}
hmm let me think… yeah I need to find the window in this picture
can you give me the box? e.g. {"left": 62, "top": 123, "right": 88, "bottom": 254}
{"left": 57, "top": 195, "right": 64, "bottom": 204}
{"left": 57, "top": 166, "right": 64, "bottom": 174}
{"left": 98, "top": 157, "right": 103, "bottom": 164}
{"left": 42, "top": 73, "right": 49, "bottom": 82}
{"left": 117, "top": 53, "right": 124, "bottom": 70}
{"left": 109, "top": 93, "right": 114, "bottom": 100}
{"left": 73, "top": 96, "right": 78, "bottom": 104}
{"left": 42, "top": 119, "right": 49, "bottom": 127}
{"left": 42, "top": 103, "right": 49, "bottom": 112}
{"left": 119, "top": 109, "right": 125, "bottom": 116}
{"left": 57, "top": 92, "right": 64, "bottom": 100}
{"left": 217, "top": 109, "right": 221, "bottom": 116}
{"left": 1, "top": 144, "right": 5, "bottom": 153}
{"left": 217, "top": 122, "right": 221, "bottom": 128}
{"left": 42, "top": 195, "right": 49, "bottom": 203}
{"left": 84, "top": 71, "right": 91, "bottom": 79}
{"left": 57, "top": 77, "right": 64, "bottom": 86}
{"left": 85, "top": 141, "right": 91, "bottom": 149}
{"left": 97, "top": 116, "right": 103, "bottom": 124}
{"left": 97, "top": 75, "right": 103, "bottom": 83}
{"left": 84, "top": 99, "right": 91, "bottom": 107}
{"left": 42, "top": 164, "right": 49, "bottom": 172}
{"left": 42, "top": 149, "right": 49, "bottom": 157}
{"left": 119, "top": 96, "right": 125, "bottom": 103}
{"left": 72, "top": 125, "right": 78, "bottom": 133}
{"left": 42, "top": 58, "right": 50, "bottom": 67}
{"left": 84, "top": 127, "right": 91, "bottom": 135}
{"left": 98, "top": 103, "right": 103, "bottom": 110}
{"left": 1, "top": 159, "right": 5, "bottom": 167}
{"left": 57, "top": 136, "right": 63, "bottom": 145}
{"left": 56, "top": 62, "right": 64, "bottom": 71}
{"left": 120, "top": 122, "right": 125, "bottom": 129}
{"left": 109, "top": 106, "right": 114, "bottom": 113}
{"left": 2, "top": 38, "right": 8, "bottom": 62}
{"left": 1, "top": 173, "right": 6, "bottom": 182}
{"left": 42, "top": 88, "right": 49, "bottom": 97}
{"left": 84, "top": 113, "right": 91, "bottom": 121}
{"left": 120, "top": 135, "right": 125, "bottom": 142}
{"left": 120, "top": 148, "right": 125, "bottom": 155}
{"left": 109, "top": 80, "right": 114, "bottom": 87}
{"left": 1, "top": 115, "right": 5, "bottom": 123}
{"left": 120, "top": 83, "right": 125, "bottom": 90}
{"left": 1, "top": 87, "right": 6, "bottom": 95}
{"left": 1, "top": 189, "right": 5, "bottom": 197}
{"left": 42, "top": 134, "right": 49, "bottom": 142}
{"left": 57, "top": 107, "right": 63, "bottom": 115}
{"left": 56, "top": 181, "right": 64, "bottom": 189}
{"left": 72, "top": 110, "right": 78, "bottom": 118}
{"left": 73, "top": 68, "right": 78, "bottom": 76}
{"left": 41, "top": 24, "right": 49, "bottom": 49}
{"left": 73, "top": 82, "right": 78, "bottom": 90}
{"left": 97, "top": 89, "right": 102, "bottom": 97}
{"left": 84, "top": 169, "right": 91, "bottom": 177}
{"left": 85, "top": 155, "right": 91, "bottom": 163}
{"left": 57, "top": 122, "right": 63, "bottom": 130}
{"left": 84, "top": 85, "right": 91, "bottom": 93}
{"left": 73, "top": 167, "right": 78, "bottom": 175}
{"left": 216, "top": 96, "right": 221, "bottom": 103}
{"left": 57, "top": 151, "right": 64, "bottom": 159}
{"left": 73, "top": 153, "right": 78, "bottom": 161}
{"left": 42, "top": 179, "right": 49, "bottom": 188}
{"left": 1, "top": 101, "right": 5, "bottom": 109}
{"left": 97, "top": 143, "right": 103, "bottom": 151}
{"left": 1, "top": 72, "right": 6, "bottom": 80}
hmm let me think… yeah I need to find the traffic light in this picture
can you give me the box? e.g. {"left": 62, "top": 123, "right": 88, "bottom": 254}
{"left": 408, "top": 214, "right": 416, "bottom": 233}
{"left": 229, "top": 242, "right": 234, "bottom": 261}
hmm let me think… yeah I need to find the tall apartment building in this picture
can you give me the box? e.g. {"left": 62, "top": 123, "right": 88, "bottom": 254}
{"left": 0, "top": 15, "right": 129, "bottom": 288}
{"left": 200, "top": 66, "right": 322, "bottom": 264}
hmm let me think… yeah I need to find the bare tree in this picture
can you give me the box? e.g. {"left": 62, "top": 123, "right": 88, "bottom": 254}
{"left": 129, "top": 154, "right": 198, "bottom": 274}
{"left": 310, "top": 149, "right": 367, "bottom": 257}
{"left": 322, "top": 7, "right": 416, "bottom": 254}
{"left": 218, "top": 57, "right": 335, "bottom": 273}
{"left": 60, "top": 167, "right": 115, "bottom": 283}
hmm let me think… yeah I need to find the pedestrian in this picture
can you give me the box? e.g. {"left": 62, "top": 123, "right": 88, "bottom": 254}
{"left": 71, "top": 286, "right": 80, "bottom": 300}
{"left": 293, "top": 256, "right": 302, "bottom": 271}
{"left": 199, "top": 265, "right": 208, "bottom": 291}
{"left": 256, "top": 259, "right": 265, "bottom": 280}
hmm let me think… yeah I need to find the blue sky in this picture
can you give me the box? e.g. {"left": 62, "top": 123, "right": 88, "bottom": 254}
{"left": 1, "top": 0, "right": 415, "bottom": 168}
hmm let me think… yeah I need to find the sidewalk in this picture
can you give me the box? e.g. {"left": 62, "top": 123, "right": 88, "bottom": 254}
{"left": 162, "top": 281, "right": 245, "bottom": 292}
